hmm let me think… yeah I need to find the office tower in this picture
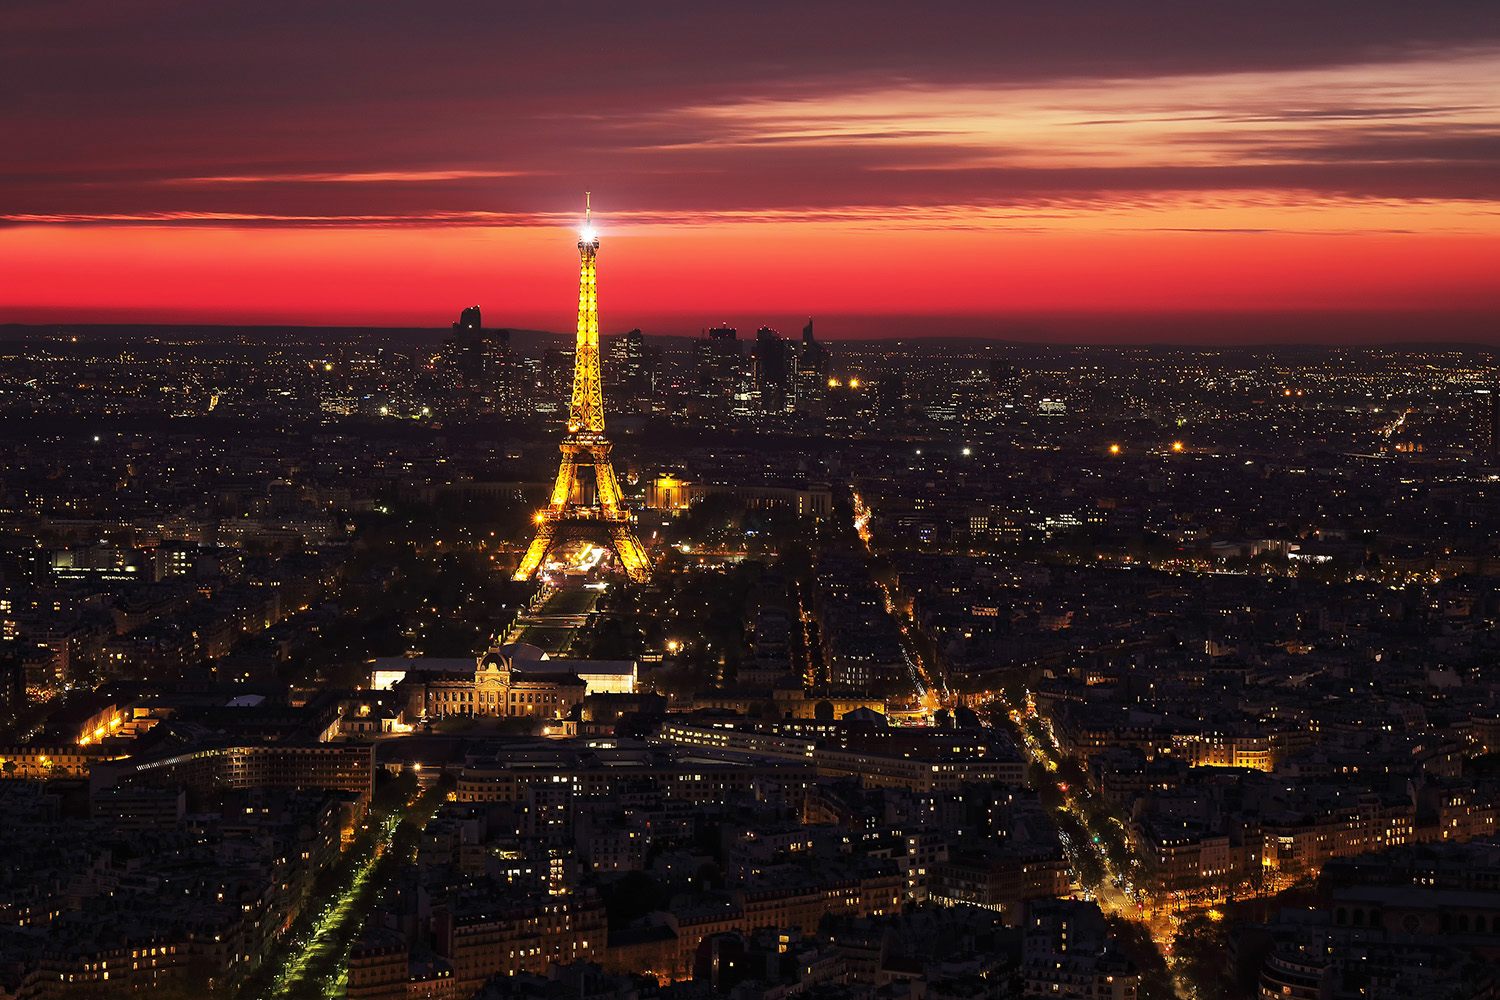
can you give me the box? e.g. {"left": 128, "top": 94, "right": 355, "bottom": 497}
{"left": 987, "top": 357, "right": 1016, "bottom": 401}
{"left": 877, "top": 373, "right": 905, "bottom": 420}
{"left": 796, "top": 317, "right": 829, "bottom": 414}
{"left": 543, "top": 348, "right": 576, "bottom": 405}
{"left": 477, "top": 328, "right": 514, "bottom": 410}
{"left": 442, "top": 305, "right": 514, "bottom": 411}
{"left": 694, "top": 326, "right": 743, "bottom": 411}
{"left": 608, "top": 328, "right": 651, "bottom": 410}
{"left": 1474, "top": 389, "right": 1499, "bottom": 458}
{"left": 754, "top": 326, "right": 793, "bottom": 414}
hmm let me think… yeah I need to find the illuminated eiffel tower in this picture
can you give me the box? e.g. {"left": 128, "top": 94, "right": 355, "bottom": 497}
{"left": 514, "top": 196, "right": 650, "bottom": 583}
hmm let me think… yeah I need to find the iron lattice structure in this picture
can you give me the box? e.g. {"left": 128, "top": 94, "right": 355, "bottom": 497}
{"left": 514, "top": 203, "right": 650, "bottom": 583}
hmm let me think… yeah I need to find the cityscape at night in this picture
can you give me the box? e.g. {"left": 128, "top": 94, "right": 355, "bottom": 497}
{"left": 2, "top": 3, "right": 1500, "bottom": 1000}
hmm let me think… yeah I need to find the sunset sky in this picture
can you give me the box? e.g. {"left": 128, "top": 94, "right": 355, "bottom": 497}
{"left": 3, "top": 1, "right": 1498, "bottom": 340}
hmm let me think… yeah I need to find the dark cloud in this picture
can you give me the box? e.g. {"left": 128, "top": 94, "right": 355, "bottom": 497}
{"left": 6, "top": 157, "right": 1498, "bottom": 229}
{"left": 1251, "top": 128, "right": 1500, "bottom": 164}
{"left": 2, "top": 1, "right": 1499, "bottom": 221}
{"left": 1234, "top": 106, "right": 1483, "bottom": 121}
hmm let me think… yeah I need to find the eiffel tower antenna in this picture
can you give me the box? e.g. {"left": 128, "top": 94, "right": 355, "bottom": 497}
{"left": 514, "top": 196, "right": 650, "bottom": 583}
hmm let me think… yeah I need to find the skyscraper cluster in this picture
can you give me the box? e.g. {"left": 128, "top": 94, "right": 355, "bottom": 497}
{"left": 441, "top": 305, "right": 517, "bottom": 414}
{"left": 689, "top": 318, "right": 829, "bottom": 417}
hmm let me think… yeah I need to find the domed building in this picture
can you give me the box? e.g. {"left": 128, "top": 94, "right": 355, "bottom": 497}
{"left": 378, "top": 646, "right": 636, "bottom": 723}
{"left": 474, "top": 648, "right": 586, "bottom": 720}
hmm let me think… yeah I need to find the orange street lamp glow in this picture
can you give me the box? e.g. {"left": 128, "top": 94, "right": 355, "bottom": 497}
{"left": 849, "top": 377, "right": 861, "bottom": 389}
{"left": 828, "top": 378, "right": 840, "bottom": 388}
{"left": 1172, "top": 441, "right": 1184, "bottom": 452}
{"left": 1109, "top": 444, "right": 1121, "bottom": 454}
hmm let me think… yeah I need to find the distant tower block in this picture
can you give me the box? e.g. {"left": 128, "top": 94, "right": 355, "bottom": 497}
{"left": 515, "top": 196, "right": 650, "bottom": 583}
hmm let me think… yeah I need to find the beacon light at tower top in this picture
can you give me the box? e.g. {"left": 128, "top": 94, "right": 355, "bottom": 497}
{"left": 580, "top": 190, "right": 597, "bottom": 245}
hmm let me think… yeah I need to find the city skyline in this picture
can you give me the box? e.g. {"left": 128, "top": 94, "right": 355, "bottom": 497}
{"left": 5, "top": 6, "right": 1500, "bottom": 996}
{"left": 3, "top": 1, "right": 1499, "bottom": 338}
{"left": 2, "top": 222, "right": 1499, "bottom": 996}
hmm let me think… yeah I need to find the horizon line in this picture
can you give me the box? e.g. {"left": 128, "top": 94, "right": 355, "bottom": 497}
{"left": 2, "top": 318, "right": 1498, "bottom": 352}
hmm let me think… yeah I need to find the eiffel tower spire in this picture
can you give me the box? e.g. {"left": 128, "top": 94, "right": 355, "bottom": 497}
{"left": 514, "top": 197, "right": 650, "bottom": 583}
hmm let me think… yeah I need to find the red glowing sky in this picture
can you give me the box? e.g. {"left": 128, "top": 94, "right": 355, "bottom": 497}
{"left": 3, "top": 1, "right": 1499, "bottom": 340}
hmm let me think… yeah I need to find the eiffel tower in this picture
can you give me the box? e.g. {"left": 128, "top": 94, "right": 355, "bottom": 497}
{"left": 514, "top": 196, "right": 650, "bottom": 583}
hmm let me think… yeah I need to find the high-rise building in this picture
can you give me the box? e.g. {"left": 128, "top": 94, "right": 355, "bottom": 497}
{"left": 439, "top": 312, "right": 472, "bottom": 390}
{"left": 0, "top": 642, "right": 27, "bottom": 725}
{"left": 876, "top": 373, "right": 904, "bottom": 420}
{"left": 442, "top": 306, "right": 515, "bottom": 412}
{"left": 754, "top": 326, "right": 793, "bottom": 414}
{"left": 542, "top": 348, "right": 576, "bottom": 408}
{"left": 478, "top": 329, "right": 513, "bottom": 408}
{"left": 442, "top": 307, "right": 484, "bottom": 393}
{"left": 694, "top": 326, "right": 743, "bottom": 411}
{"left": 795, "top": 318, "right": 828, "bottom": 415}
{"left": 987, "top": 357, "right": 1016, "bottom": 401}
{"left": 608, "top": 328, "right": 651, "bottom": 410}
{"left": 1474, "top": 389, "right": 1499, "bottom": 459}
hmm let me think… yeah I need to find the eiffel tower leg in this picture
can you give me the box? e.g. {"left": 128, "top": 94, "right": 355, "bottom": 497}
{"left": 608, "top": 522, "right": 651, "bottom": 583}
{"left": 593, "top": 444, "right": 626, "bottom": 519}
{"left": 548, "top": 449, "right": 578, "bottom": 509}
{"left": 514, "top": 521, "right": 556, "bottom": 581}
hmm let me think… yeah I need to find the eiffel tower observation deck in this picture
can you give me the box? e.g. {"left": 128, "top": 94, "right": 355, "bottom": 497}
{"left": 514, "top": 197, "right": 650, "bottom": 583}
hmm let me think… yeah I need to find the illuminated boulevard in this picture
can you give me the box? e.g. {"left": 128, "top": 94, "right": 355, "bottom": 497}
{"left": 857, "top": 488, "right": 1151, "bottom": 931}
{"left": 247, "top": 788, "right": 442, "bottom": 1000}
{"left": 504, "top": 583, "right": 604, "bottom": 655}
